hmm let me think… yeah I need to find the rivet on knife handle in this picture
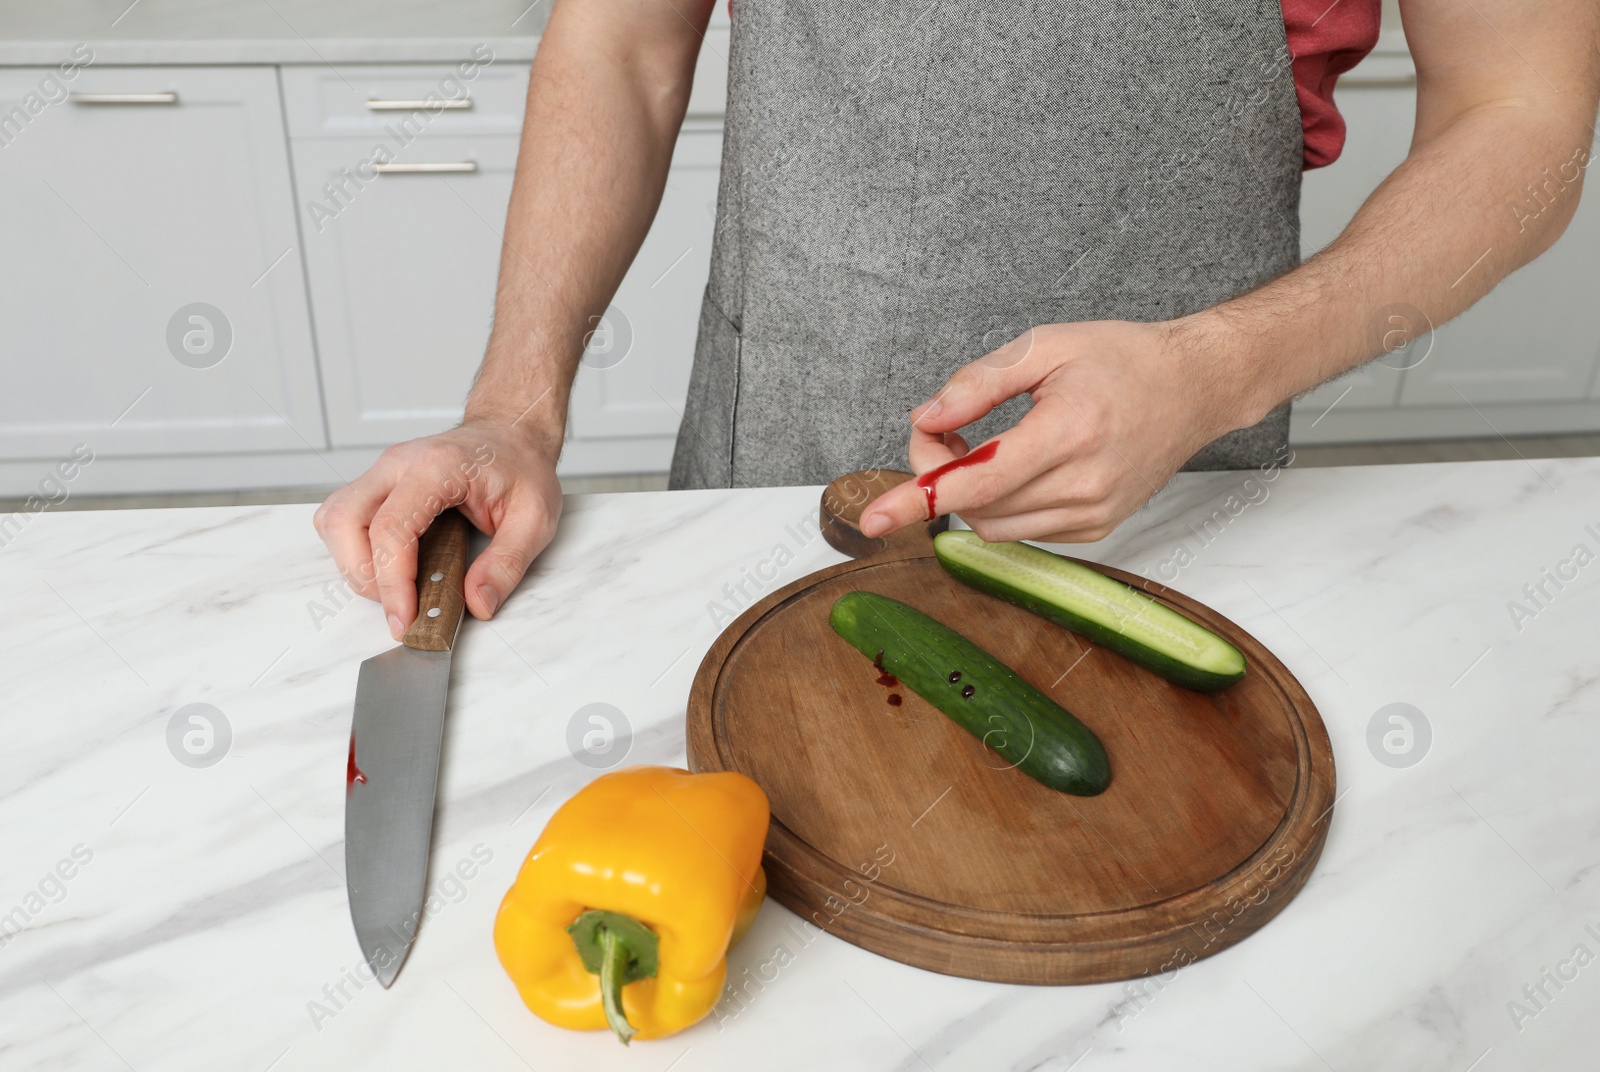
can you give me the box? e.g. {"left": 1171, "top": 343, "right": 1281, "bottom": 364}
{"left": 402, "top": 509, "right": 471, "bottom": 652}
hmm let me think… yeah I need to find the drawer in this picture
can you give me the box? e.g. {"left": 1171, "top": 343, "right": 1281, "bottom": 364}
{"left": 280, "top": 61, "right": 529, "bottom": 139}
{"left": 294, "top": 135, "right": 520, "bottom": 447}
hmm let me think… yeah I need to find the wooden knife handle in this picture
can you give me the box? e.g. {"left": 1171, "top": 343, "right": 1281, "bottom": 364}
{"left": 402, "top": 509, "right": 471, "bottom": 652}
{"left": 820, "top": 469, "right": 949, "bottom": 561}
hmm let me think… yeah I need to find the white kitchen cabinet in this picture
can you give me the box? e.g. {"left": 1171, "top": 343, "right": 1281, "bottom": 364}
{"left": 293, "top": 135, "right": 518, "bottom": 447}
{"left": 298, "top": 119, "right": 721, "bottom": 462}
{"left": 0, "top": 66, "right": 323, "bottom": 459}
{"left": 13, "top": 13, "right": 1596, "bottom": 497}
{"left": 567, "top": 127, "right": 722, "bottom": 441}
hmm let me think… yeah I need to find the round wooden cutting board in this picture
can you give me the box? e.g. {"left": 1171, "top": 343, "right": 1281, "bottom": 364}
{"left": 686, "top": 470, "right": 1336, "bottom": 985}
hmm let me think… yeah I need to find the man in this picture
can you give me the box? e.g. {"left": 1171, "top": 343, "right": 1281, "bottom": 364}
{"left": 316, "top": 0, "right": 1600, "bottom": 638}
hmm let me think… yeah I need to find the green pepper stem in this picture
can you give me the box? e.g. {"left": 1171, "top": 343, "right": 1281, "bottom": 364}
{"left": 566, "top": 908, "right": 658, "bottom": 1045}
{"left": 597, "top": 925, "right": 636, "bottom": 1045}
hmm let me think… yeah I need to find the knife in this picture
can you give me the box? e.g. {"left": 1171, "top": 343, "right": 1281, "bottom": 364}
{"left": 345, "top": 508, "right": 470, "bottom": 988}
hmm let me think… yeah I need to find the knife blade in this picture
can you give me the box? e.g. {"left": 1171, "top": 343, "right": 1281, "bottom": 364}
{"left": 345, "top": 509, "right": 471, "bottom": 988}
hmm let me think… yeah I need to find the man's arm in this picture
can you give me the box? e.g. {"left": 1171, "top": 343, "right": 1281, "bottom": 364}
{"left": 1191, "top": 0, "right": 1600, "bottom": 426}
{"left": 316, "top": 0, "right": 715, "bottom": 637}
{"left": 466, "top": 0, "right": 715, "bottom": 448}
{"left": 860, "top": 0, "right": 1600, "bottom": 543}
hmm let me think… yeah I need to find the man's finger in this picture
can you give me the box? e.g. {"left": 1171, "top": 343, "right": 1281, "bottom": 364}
{"left": 908, "top": 429, "right": 969, "bottom": 474}
{"left": 855, "top": 431, "right": 970, "bottom": 538}
{"left": 862, "top": 392, "right": 1077, "bottom": 537}
{"left": 915, "top": 391, "right": 1088, "bottom": 514}
{"left": 957, "top": 453, "right": 1128, "bottom": 520}
{"left": 462, "top": 498, "right": 555, "bottom": 619}
{"left": 857, "top": 474, "right": 938, "bottom": 539}
{"left": 313, "top": 466, "right": 400, "bottom": 600}
{"left": 859, "top": 423, "right": 1034, "bottom": 538}
{"left": 964, "top": 506, "right": 1118, "bottom": 545}
{"left": 908, "top": 329, "right": 1049, "bottom": 435}
{"left": 859, "top": 429, "right": 1015, "bottom": 538}
{"left": 369, "top": 462, "right": 464, "bottom": 638}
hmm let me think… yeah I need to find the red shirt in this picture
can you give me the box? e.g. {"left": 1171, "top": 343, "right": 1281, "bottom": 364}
{"left": 1283, "top": 0, "right": 1383, "bottom": 168}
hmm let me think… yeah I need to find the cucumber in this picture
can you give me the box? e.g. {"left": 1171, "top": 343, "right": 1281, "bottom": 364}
{"left": 828, "top": 591, "right": 1110, "bottom": 796}
{"left": 933, "top": 529, "right": 1246, "bottom": 692}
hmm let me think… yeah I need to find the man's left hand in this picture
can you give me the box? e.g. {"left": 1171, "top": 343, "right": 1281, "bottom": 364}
{"left": 858, "top": 319, "right": 1252, "bottom": 544}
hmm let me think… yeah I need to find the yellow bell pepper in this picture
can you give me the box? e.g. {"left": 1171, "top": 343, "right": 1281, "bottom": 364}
{"left": 494, "top": 766, "right": 770, "bottom": 1044}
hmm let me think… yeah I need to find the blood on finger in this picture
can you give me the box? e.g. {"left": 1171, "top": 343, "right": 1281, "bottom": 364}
{"left": 914, "top": 440, "right": 1000, "bottom": 520}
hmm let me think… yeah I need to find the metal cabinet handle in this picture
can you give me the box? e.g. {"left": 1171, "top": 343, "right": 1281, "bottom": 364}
{"left": 69, "top": 92, "right": 180, "bottom": 105}
{"left": 371, "top": 161, "right": 479, "bottom": 174}
{"left": 366, "top": 98, "right": 473, "bottom": 111}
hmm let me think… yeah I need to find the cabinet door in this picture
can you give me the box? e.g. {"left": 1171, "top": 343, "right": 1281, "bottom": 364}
{"left": 1294, "top": 71, "right": 1415, "bottom": 414}
{"left": 0, "top": 66, "right": 323, "bottom": 458}
{"left": 294, "top": 136, "right": 517, "bottom": 447}
{"left": 567, "top": 128, "right": 723, "bottom": 440}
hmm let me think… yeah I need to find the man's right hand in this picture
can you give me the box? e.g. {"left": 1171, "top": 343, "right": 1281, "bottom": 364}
{"left": 313, "top": 0, "right": 715, "bottom": 639}
{"left": 314, "top": 421, "right": 562, "bottom": 639}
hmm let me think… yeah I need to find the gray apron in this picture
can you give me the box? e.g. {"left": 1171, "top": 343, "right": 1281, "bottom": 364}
{"left": 670, "top": 0, "right": 1302, "bottom": 489}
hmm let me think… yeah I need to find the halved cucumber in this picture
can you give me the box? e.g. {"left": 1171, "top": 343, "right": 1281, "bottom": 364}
{"left": 933, "top": 530, "right": 1246, "bottom": 692}
{"left": 829, "top": 591, "right": 1110, "bottom": 796}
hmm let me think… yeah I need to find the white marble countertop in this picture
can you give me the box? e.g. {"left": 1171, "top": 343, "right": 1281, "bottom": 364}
{"left": 2, "top": 458, "right": 1597, "bottom": 1071}
{"left": 0, "top": 0, "right": 547, "bottom": 66}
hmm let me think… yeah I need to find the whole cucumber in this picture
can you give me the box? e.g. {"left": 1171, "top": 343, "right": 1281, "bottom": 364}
{"left": 829, "top": 591, "right": 1110, "bottom": 796}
